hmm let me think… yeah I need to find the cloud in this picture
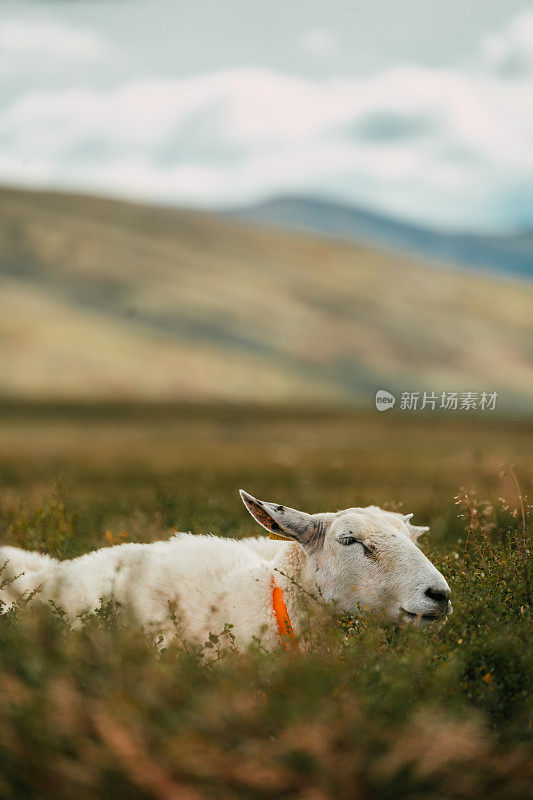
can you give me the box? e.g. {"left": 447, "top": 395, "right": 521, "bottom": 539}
{"left": 481, "top": 10, "right": 533, "bottom": 78}
{"left": 0, "top": 13, "right": 532, "bottom": 231}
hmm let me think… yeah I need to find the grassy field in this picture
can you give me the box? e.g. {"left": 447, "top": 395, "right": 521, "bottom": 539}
{"left": 0, "top": 404, "right": 531, "bottom": 798}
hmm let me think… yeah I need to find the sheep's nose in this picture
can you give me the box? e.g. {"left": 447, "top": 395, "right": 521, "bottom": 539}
{"left": 425, "top": 586, "right": 450, "bottom": 604}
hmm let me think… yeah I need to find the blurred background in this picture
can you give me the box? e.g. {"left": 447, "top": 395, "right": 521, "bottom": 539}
{"left": 1, "top": 0, "right": 532, "bottom": 408}
{"left": 0, "top": 0, "right": 531, "bottom": 525}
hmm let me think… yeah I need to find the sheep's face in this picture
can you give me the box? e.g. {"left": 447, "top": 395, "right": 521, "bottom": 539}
{"left": 240, "top": 491, "right": 451, "bottom": 625}
{"left": 308, "top": 507, "right": 452, "bottom": 624}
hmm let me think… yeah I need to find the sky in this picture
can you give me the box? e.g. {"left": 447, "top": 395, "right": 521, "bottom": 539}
{"left": 0, "top": 0, "right": 532, "bottom": 232}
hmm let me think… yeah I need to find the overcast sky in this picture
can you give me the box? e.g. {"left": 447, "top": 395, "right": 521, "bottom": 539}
{"left": 1, "top": 0, "right": 532, "bottom": 231}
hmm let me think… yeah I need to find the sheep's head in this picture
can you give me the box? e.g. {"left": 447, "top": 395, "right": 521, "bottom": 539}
{"left": 240, "top": 490, "right": 452, "bottom": 625}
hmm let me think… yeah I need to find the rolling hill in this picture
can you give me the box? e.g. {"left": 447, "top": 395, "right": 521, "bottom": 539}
{"left": 1, "top": 186, "right": 532, "bottom": 411}
{"left": 232, "top": 195, "right": 533, "bottom": 281}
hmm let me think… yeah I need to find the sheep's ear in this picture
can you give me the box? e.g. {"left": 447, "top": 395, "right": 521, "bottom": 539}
{"left": 408, "top": 524, "right": 429, "bottom": 542}
{"left": 239, "top": 490, "right": 328, "bottom": 552}
{"left": 401, "top": 513, "right": 429, "bottom": 542}
{"left": 391, "top": 511, "right": 430, "bottom": 542}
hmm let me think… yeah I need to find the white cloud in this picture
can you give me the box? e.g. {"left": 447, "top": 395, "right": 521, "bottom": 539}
{"left": 481, "top": 10, "right": 533, "bottom": 77}
{"left": 0, "top": 13, "right": 532, "bottom": 231}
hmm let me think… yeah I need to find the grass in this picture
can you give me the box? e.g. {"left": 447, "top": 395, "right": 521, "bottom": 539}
{"left": 0, "top": 404, "right": 531, "bottom": 799}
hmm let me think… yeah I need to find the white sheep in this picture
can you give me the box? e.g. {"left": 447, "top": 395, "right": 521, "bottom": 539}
{"left": 0, "top": 491, "right": 451, "bottom": 650}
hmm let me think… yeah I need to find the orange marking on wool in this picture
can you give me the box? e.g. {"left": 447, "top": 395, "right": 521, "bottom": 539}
{"left": 272, "top": 579, "right": 299, "bottom": 652}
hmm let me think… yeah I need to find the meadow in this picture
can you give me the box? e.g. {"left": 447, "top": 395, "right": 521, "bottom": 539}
{"left": 0, "top": 403, "right": 531, "bottom": 799}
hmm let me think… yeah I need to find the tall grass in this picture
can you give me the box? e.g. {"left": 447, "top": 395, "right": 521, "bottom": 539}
{"left": 0, "top": 407, "right": 530, "bottom": 798}
{"left": 0, "top": 490, "right": 530, "bottom": 798}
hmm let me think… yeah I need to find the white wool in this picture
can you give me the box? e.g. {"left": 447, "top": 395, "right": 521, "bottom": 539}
{"left": 0, "top": 496, "right": 451, "bottom": 650}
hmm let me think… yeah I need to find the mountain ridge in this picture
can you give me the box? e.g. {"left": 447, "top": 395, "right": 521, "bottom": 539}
{"left": 230, "top": 194, "right": 533, "bottom": 281}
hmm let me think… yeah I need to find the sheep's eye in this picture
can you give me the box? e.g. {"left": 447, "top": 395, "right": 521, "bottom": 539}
{"left": 338, "top": 536, "right": 359, "bottom": 546}
{"left": 338, "top": 536, "right": 375, "bottom": 557}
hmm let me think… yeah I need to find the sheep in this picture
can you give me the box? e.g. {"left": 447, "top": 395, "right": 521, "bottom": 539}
{"left": 0, "top": 491, "right": 451, "bottom": 650}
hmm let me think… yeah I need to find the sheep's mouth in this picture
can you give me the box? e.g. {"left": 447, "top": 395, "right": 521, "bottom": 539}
{"left": 401, "top": 609, "right": 441, "bottom": 621}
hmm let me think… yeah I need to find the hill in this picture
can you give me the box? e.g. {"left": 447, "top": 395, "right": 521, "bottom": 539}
{"left": 0, "top": 186, "right": 532, "bottom": 410}
{"left": 232, "top": 195, "right": 533, "bottom": 281}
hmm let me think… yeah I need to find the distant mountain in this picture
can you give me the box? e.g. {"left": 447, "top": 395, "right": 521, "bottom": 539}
{"left": 231, "top": 195, "right": 533, "bottom": 281}
{"left": 0, "top": 186, "right": 532, "bottom": 410}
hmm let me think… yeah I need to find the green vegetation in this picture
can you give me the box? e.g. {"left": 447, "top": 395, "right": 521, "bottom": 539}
{"left": 0, "top": 405, "right": 531, "bottom": 798}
